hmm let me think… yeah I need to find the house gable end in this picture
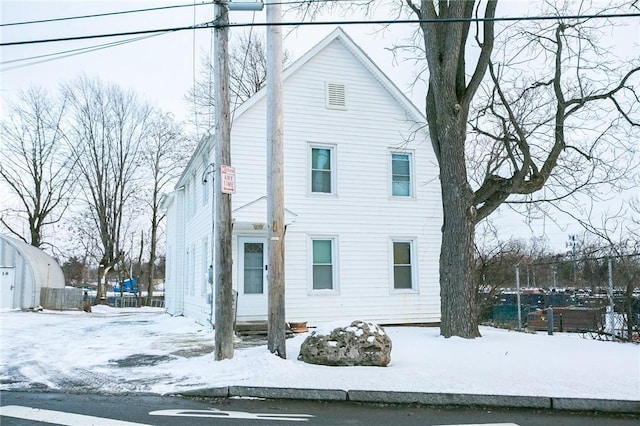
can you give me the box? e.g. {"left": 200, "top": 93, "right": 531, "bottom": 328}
{"left": 231, "top": 27, "right": 426, "bottom": 131}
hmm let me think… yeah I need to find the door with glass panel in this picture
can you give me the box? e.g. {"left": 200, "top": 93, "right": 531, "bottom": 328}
{"left": 237, "top": 237, "right": 268, "bottom": 318}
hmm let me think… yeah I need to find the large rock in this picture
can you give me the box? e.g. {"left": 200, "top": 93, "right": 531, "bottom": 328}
{"left": 298, "top": 321, "right": 392, "bottom": 367}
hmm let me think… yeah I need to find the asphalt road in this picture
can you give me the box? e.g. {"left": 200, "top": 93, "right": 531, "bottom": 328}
{"left": 1, "top": 391, "right": 638, "bottom": 426}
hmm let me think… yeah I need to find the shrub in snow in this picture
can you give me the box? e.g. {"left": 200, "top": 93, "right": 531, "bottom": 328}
{"left": 298, "top": 320, "right": 392, "bottom": 367}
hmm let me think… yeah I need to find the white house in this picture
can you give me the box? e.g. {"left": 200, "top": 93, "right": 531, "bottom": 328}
{"left": 163, "top": 28, "right": 442, "bottom": 327}
{"left": 0, "top": 234, "right": 66, "bottom": 310}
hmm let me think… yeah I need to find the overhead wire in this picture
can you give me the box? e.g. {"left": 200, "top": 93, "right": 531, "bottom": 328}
{"left": 2, "top": 12, "right": 640, "bottom": 47}
{"left": 1, "top": 22, "right": 213, "bottom": 46}
{"left": 0, "top": 0, "right": 358, "bottom": 27}
{"left": 225, "top": 12, "right": 640, "bottom": 28}
{"left": 0, "top": 1, "right": 215, "bottom": 27}
{"left": 0, "top": 0, "right": 350, "bottom": 74}
{"left": 0, "top": 32, "right": 169, "bottom": 71}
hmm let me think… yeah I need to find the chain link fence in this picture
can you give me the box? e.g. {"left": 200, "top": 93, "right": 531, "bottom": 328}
{"left": 85, "top": 294, "right": 165, "bottom": 309}
{"left": 479, "top": 253, "right": 639, "bottom": 343}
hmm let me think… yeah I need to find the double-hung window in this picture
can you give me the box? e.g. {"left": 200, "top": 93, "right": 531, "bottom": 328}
{"left": 392, "top": 240, "right": 415, "bottom": 290}
{"left": 311, "top": 238, "right": 336, "bottom": 291}
{"left": 310, "top": 146, "right": 334, "bottom": 194}
{"left": 391, "top": 152, "right": 412, "bottom": 197}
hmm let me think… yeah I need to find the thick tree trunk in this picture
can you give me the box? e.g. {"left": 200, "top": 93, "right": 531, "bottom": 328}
{"left": 429, "top": 89, "right": 481, "bottom": 338}
{"left": 439, "top": 166, "right": 480, "bottom": 338}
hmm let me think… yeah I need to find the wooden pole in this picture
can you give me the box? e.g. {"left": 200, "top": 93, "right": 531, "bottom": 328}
{"left": 266, "top": 0, "right": 286, "bottom": 358}
{"left": 213, "top": 0, "right": 234, "bottom": 361}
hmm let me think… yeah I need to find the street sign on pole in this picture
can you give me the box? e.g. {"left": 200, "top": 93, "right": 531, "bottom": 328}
{"left": 221, "top": 165, "right": 236, "bottom": 194}
{"left": 213, "top": 0, "right": 234, "bottom": 361}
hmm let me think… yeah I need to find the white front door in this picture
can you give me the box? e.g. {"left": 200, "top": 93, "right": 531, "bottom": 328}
{"left": 237, "top": 237, "right": 268, "bottom": 319}
{"left": 0, "top": 267, "right": 16, "bottom": 310}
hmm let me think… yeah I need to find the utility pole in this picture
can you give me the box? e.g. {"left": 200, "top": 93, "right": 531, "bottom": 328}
{"left": 213, "top": 0, "right": 234, "bottom": 361}
{"left": 266, "top": 0, "right": 286, "bottom": 358}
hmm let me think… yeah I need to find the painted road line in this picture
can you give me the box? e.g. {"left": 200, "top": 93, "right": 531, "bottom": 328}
{"left": 0, "top": 405, "right": 152, "bottom": 426}
{"left": 149, "top": 408, "right": 314, "bottom": 421}
{"left": 432, "top": 424, "right": 519, "bottom": 426}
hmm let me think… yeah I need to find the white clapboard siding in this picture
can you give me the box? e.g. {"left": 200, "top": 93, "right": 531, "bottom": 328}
{"left": 164, "top": 28, "right": 442, "bottom": 327}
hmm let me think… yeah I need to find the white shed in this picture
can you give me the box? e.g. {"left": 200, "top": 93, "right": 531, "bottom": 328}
{"left": 0, "top": 234, "right": 65, "bottom": 310}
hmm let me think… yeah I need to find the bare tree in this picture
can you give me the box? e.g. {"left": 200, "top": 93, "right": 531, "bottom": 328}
{"left": 64, "top": 76, "right": 152, "bottom": 303}
{"left": 470, "top": 2, "right": 640, "bottom": 222}
{"left": 475, "top": 231, "right": 552, "bottom": 324}
{"left": 140, "top": 111, "right": 191, "bottom": 300}
{"left": 570, "top": 199, "right": 640, "bottom": 340}
{"left": 65, "top": 206, "right": 103, "bottom": 282}
{"left": 185, "top": 30, "right": 290, "bottom": 137}
{"left": 0, "top": 87, "right": 75, "bottom": 248}
{"left": 294, "top": 0, "right": 639, "bottom": 338}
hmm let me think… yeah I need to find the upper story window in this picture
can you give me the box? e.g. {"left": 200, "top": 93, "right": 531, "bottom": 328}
{"left": 391, "top": 152, "right": 412, "bottom": 197}
{"left": 310, "top": 145, "right": 335, "bottom": 194}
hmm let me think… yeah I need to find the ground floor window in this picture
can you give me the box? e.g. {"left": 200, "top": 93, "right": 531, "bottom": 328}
{"left": 392, "top": 240, "right": 415, "bottom": 290}
{"left": 311, "top": 238, "right": 336, "bottom": 291}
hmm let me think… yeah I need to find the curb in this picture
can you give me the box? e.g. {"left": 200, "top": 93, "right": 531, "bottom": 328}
{"left": 180, "top": 387, "right": 229, "bottom": 398}
{"left": 178, "top": 386, "right": 640, "bottom": 414}
{"left": 348, "top": 390, "right": 550, "bottom": 409}
{"left": 552, "top": 397, "right": 640, "bottom": 413}
{"left": 229, "top": 386, "right": 347, "bottom": 401}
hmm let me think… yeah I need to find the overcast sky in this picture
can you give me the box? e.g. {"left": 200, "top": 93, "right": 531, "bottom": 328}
{"left": 1, "top": 1, "right": 430, "bottom": 120}
{"left": 1, "top": 1, "right": 639, "bottom": 252}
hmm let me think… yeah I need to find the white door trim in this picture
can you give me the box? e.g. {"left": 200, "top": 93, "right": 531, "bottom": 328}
{"left": 236, "top": 236, "right": 268, "bottom": 319}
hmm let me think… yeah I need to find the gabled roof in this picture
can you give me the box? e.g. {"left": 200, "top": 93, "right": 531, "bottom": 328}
{"left": 176, "top": 26, "right": 426, "bottom": 189}
{"left": 233, "top": 26, "right": 426, "bottom": 124}
{"left": 175, "top": 132, "right": 212, "bottom": 189}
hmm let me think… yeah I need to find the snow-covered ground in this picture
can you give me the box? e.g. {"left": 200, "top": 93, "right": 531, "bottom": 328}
{"left": 0, "top": 306, "right": 638, "bottom": 400}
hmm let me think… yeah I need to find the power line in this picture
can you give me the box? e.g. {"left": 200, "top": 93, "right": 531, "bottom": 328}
{"left": 2, "top": 12, "right": 639, "bottom": 47}
{"left": 0, "top": 32, "right": 169, "bottom": 72}
{"left": 1, "top": 22, "right": 213, "bottom": 47}
{"left": 0, "top": 1, "right": 215, "bottom": 27}
{"left": 0, "top": 0, "right": 354, "bottom": 28}
{"left": 226, "top": 12, "right": 640, "bottom": 28}
{"left": 0, "top": 0, "right": 366, "bottom": 71}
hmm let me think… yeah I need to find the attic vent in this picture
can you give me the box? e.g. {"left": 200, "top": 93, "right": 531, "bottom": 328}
{"left": 326, "top": 82, "right": 346, "bottom": 109}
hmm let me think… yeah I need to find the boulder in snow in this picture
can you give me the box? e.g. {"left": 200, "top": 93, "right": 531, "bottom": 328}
{"left": 298, "top": 321, "right": 391, "bottom": 367}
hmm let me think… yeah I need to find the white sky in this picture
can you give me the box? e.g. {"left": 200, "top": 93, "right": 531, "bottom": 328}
{"left": 1, "top": 1, "right": 639, "bottom": 252}
{"left": 1, "top": 0, "right": 428, "bottom": 120}
{"left": 1, "top": 306, "right": 639, "bottom": 399}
